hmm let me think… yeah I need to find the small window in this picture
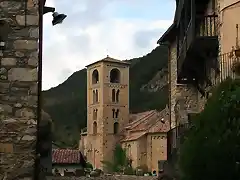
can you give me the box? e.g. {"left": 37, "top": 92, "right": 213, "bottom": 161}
{"left": 93, "top": 122, "right": 97, "bottom": 135}
{"left": 116, "top": 90, "right": 120, "bottom": 102}
{"left": 113, "top": 122, "right": 119, "bottom": 134}
{"left": 96, "top": 90, "right": 98, "bottom": 102}
{"left": 115, "top": 109, "right": 119, "bottom": 118}
{"left": 110, "top": 68, "right": 120, "bottom": 83}
{"left": 93, "top": 90, "right": 96, "bottom": 103}
{"left": 112, "top": 89, "right": 115, "bottom": 102}
{"left": 93, "top": 109, "right": 98, "bottom": 120}
{"left": 92, "top": 69, "right": 99, "bottom": 84}
{"left": 112, "top": 109, "right": 115, "bottom": 118}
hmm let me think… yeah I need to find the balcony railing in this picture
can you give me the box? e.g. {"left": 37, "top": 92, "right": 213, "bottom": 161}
{"left": 167, "top": 123, "right": 192, "bottom": 161}
{"left": 196, "top": 15, "right": 218, "bottom": 37}
{"left": 177, "top": 15, "right": 218, "bottom": 72}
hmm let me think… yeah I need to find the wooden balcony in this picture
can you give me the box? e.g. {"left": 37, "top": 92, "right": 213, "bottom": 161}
{"left": 177, "top": 15, "right": 219, "bottom": 83}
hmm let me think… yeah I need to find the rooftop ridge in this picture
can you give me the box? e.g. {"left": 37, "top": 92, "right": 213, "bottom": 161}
{"left": 128, "top": 110, "right": 157, "bottom": 130}
{"left": 86, "top": 56, "right": 130, "bottom": 67}
{"left": 131, "top": 111, "right": 160, "bottom": 131}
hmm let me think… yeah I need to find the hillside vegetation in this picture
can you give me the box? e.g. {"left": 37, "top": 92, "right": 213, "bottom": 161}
{"left": 43, "top": 45, "right": 169, "bottom": 147}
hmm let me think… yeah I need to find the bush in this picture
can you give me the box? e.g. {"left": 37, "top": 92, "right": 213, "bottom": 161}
{"left": 179, "top": 78, "right": 240, "bottom": 180}
{"left": 85, "top": 162, "right": 93, "bottom": 169}
{"left": 124, "top": 166, "right": 135, "bottom": 175}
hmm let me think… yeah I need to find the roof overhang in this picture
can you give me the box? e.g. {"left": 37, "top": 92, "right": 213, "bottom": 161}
{"left": 157, "top": 23, "right": 177, "bottom": 44}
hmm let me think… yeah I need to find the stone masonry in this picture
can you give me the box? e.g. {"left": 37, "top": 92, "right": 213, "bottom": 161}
{"left": 0, "top": 0, "right": 39, "bottom": 179}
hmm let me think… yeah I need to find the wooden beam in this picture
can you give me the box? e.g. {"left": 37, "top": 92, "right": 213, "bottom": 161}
{"left": 191, "top": 0, "right": 196, "bottom": 38}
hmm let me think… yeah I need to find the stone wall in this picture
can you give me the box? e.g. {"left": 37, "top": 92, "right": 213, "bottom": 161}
{"left": 168, "top": 40, "right": 204, "bottom": 127}
{"left": 49, "top": 175, "right": 158, "bottom": 180}
{"left": 0, "top": 0, "right": 39, "bottom": 179}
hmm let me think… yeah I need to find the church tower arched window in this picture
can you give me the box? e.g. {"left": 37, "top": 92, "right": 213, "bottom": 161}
{"left": 116, "top": 90, "right": 120, "bottom": 102}
{"left": 110, "top": 68, "right": 120, "bottom": 83}
{"left": 112, "top": 89, "right": 115, "bottom": 102}
{"left": 113, "top": 122, "right": 119, "bottom": 134}
{"left": 93, "top": 121, "right": 97, "bottom": 135}
{"left": 92, "top": 69, "right": 99, "bottom": 84}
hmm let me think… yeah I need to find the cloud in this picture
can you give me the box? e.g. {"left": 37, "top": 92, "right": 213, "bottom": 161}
{"left": 42, "top": 0, "right": 175, "bottom": 90}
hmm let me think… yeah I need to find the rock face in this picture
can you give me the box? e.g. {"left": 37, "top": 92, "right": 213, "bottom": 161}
{"left": 0, "top": 0, "right": 39, "bottom": 179}
{"left": 140, "top": 68, "right": 168, "bottom": 92}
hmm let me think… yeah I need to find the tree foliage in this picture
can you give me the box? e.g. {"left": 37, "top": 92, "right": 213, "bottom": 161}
{"left": 102, "top": 144, "right": 135, "bottom": 174}
{"left": 179, "top": 78, "right": 240, "bottom": 180}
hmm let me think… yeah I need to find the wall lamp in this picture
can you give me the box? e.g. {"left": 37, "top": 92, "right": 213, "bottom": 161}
{"left": 43, "top": 0, "right": 67, "bottom": 26}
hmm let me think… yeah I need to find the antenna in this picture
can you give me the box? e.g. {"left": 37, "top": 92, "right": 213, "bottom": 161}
{"left": 106, "top": 48, "right": 110, "bottom": 58}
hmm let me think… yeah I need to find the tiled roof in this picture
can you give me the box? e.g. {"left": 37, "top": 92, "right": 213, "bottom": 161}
{"left": 52, "top": 149, "right": 86, "bottom": 164}
{"left": 86, "top": 56, "right": 130, "bottom": 67}
{"left": 121, "top": 131, "right": 147, "bottom": 142}
{"left": 121, "top": 107, "right": 170, "bottom": 142}
{"left": 148, "top": 114, "right": 170, "bottom": 133}
{"left": 131, "top": 111, "right": 159, "bottom": 131}
{"left": 125, "top": 110, "right": 156, "bottom": 130}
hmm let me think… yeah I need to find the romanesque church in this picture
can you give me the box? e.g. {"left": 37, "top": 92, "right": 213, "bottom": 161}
{"left": 79, "top": 56, "right": 170, "bottom": 172}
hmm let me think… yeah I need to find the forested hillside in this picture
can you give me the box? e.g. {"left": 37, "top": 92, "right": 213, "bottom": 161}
{"left": 43, "top": 45, "right": 169, "bottom": 147}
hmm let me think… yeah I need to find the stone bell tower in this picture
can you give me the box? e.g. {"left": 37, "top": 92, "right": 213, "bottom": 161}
{"left": 85, "top": 56, "right": 130, "bottom": 170}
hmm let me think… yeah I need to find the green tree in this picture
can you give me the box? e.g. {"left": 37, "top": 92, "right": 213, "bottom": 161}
{"left": 179, "top": 78, "right": 240, "bottom": 180}
{"left": 102, "top": 144, "right": 135, "bottom": 174}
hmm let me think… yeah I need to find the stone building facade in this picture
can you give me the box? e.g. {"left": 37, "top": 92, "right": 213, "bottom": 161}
{"left": 0, "top": 0, "right": 39, "bottom": 179}
{"left": 81, "top": 57, "right": 130, "bottom": 170}
{"left": 160, "top": 0, "right": 240, "bottom": 129}
{"left": 80, "top": 57, "right": 170, "bottom": 173}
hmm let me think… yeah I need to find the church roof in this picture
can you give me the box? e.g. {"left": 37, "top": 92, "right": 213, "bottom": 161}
{"left": 86, "top": 56, "right": 131, "bottom": 67}
{"left": 52, "top": 149, "right": 86, "bottom": 165}
{"left": 121, "top": 106, "right": 170, "bottom": 142}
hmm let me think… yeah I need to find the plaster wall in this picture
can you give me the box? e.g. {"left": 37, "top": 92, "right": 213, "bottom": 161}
{"left": 149, "top": 134, "right": 167, "bottom": 173}
{"left": 219, "top": 0, "right": 240, "bottom": 54}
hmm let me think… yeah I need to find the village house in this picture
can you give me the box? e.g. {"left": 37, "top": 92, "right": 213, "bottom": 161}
{"left": 158, "top": 0, "right": 240, "bottom": 175}
{"left": 79, "top": 56, "right": 170, "bottom": 173}
{"left": 52, "top": 149, "right": 86, "bottom": 176}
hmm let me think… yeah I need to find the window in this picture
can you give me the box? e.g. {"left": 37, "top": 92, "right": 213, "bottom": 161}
{"left": 93, "top": 90, "right": 96, "bottom": 103}
{"left": 112, "top": 89, "right": 115, "bottom": 102}
{"left": 96, "top": 90, "right": 98, "bottom": 102}
{"left": 115, "top": 109, "right": 119, "bottom": 118}
{"left": 110, "top": 68, "right": 120, "bottom": 83}
{"left": 93, "top": 122, "right": 97, "bottom": 135}
{"left": 112, "top": 109, "right": 115, "bottom": 118}
{"left": 93, "top": 109, "right": 98, "bottom": 120}
{"left": 112, "top": 109, "right": 119, "bottom": 118}
{"left": 112, "top": 89, "right": 120, "bottom": 103}
{"left": 113, "top": 122, "right": 119, "bottom": 134}
{"left": 93, "top": 90, "right": 98, "bottom": 103}
{"left": 116, "top": 90, "right": 120, "bottom": 102}
{"left": 92, "top": 69, "right": 99, "bottom": 84}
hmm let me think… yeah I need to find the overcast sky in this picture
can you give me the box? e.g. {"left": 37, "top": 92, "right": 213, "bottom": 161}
{"left": 43, "top": 0, "right": 175, "bottom": 90}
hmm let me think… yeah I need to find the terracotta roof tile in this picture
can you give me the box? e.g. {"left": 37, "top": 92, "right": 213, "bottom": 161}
{"left": 148, "top": 115, "right": 170, "bottom": 133}
{"left": 86, "top": 56, "right": 130, "bottom": 67}
{"left": 121, "top": 131, "right": 147, "bottom": 142}
{"left": 131, "top": 111, "right": 159, "bottom": 131}
{"left": 121, "top": 107, "right": 170, "bottom": 142}
{"left": 52, "top": 149, "right": 86, "bottom": 164}
{"left": 126, "top": 110, "right": 156, "bottom": 130}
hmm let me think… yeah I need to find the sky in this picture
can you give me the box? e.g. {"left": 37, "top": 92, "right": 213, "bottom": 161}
{"left": 43, "top": 0, "right": 176, "bottom": 90}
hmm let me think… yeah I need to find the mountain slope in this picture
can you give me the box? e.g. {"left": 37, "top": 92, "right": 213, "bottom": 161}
{"left": 42, "top": 45, "right": 169, "bottom": 147}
